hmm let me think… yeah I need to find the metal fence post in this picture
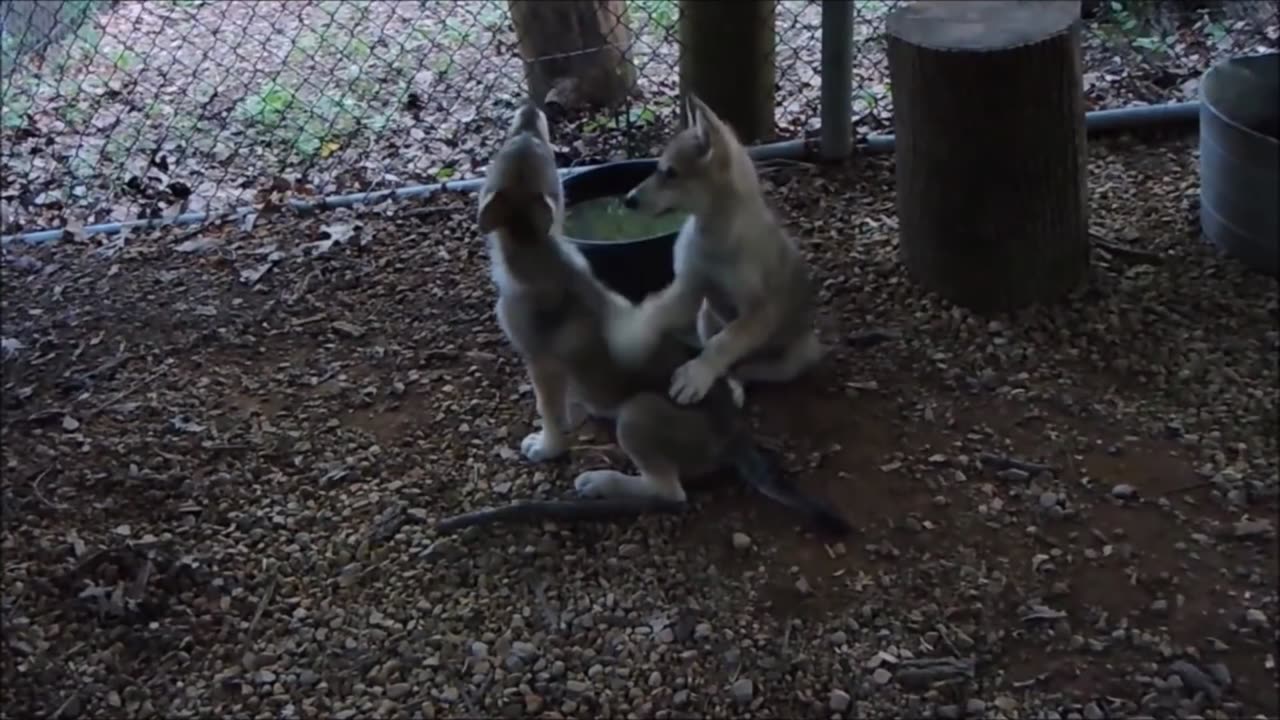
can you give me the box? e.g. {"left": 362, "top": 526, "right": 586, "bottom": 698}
{"left": 820, "top": 0, "right": 854, "bottom": 161}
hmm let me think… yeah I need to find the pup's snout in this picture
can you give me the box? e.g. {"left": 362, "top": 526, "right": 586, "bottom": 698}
{"left": 622, "top": 192, "right": 638, "bottom": 210}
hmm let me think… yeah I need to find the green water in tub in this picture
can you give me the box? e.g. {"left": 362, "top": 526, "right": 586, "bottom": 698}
{"left": 563, "top": 195, "right": 689, "bottom": 242}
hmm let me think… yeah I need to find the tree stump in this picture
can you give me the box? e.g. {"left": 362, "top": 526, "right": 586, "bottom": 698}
{"left": 509, "top": 0, "right": 637, "bottom": 111}
{"left": 678, "top": 0, "right": 775, "bottom": 144}
{"left": 887, "top": 0, "right": 1090, "bottom": 312}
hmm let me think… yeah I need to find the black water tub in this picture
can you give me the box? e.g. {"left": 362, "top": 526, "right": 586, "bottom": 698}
{"left": 561, "top": 159, "right": 679, "bottom": 303}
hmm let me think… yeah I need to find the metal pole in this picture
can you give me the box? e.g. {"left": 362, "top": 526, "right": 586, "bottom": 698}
{"left": 819, "top": 0, "right": 854, "bottom": 161}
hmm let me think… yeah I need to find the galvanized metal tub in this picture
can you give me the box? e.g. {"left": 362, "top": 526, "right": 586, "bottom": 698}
{"left": 1199, "top": 52, "right": 1279, "bottom": 277}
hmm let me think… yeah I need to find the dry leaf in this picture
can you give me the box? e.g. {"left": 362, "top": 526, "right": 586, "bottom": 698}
{"left": 1, "top": 337, "right": 26, "bottom": 359}
{"left": 175, "top": 237, "right": 223, "bottom": 254}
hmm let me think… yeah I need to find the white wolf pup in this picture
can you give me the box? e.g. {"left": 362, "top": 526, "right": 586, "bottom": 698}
{"left": 616, "top": 95, "right": 824, "bottom": 406}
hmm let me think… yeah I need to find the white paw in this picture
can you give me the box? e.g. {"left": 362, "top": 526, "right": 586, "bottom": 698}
{"left": 574, "top": 469, "right": 627, "bottom": 498}
{"left": 574, "top": 470, "right": 688, "bottom": 503}
{"left": 521, "top": 430, "right": 568, "bottom": 463}
{"left": 670, "top": 357, "right": 719, "bottom": 405}
{"left": 728, "top": 377, "right": 746, "bottom": 408}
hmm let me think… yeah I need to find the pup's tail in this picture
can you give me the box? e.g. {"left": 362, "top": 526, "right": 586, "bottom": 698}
{"left": 728, "top": 436, "right": 852, "bottom": 537}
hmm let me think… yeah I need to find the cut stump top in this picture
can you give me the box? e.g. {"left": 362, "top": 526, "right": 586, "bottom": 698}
{"left": 887, "top": 0, "right": 1081, "bottom": 52}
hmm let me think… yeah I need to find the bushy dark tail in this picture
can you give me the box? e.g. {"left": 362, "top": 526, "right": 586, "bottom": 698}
{"left": 729, "top": 436, "right": 852, "bottom": 538}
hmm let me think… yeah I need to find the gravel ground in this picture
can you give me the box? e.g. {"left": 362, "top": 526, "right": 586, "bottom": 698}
{"left": 2, "top": 0, "right": 1276, "bottom": 235}
{"left": 2, "top": 131, "right": 1277, "bottom": 719}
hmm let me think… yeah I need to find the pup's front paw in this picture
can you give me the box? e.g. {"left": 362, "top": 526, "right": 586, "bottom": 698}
{"left": 670, "top": 357, "right": 719, "bottom": 405}
{"left": 521, "top": 430, "right": 568, "bottom": 463}
{"left": 574, "top": 469, "right": 628, "bottom": 498}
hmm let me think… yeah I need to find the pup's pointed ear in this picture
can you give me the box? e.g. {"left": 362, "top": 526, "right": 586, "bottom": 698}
{"left": 682, "top": 95, "right": 697, "bottom": 128}
{"left": 687, "top": 94, "right": 716, "bottom": 159}
{"left": 477, "top": 189, "right": 508, "bottom": 234}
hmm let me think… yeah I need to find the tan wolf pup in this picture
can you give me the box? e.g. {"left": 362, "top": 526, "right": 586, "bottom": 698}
{"left": 615, "top": 95, "right": 824, "bottom": 407}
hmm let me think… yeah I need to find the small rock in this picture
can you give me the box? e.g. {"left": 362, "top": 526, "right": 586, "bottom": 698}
{"left": 1039, "top": 492, "right": 1059, "bottom": 509}
{"left": 387, "top": 683, "right": 411, "bottom": 700}
{"left": 618, "top": 543, "right": 643, "bottom": 558}
{"left": 829, "top": 631, "right": 848, "bottom": 646}
{"left": 730, "top": 678, "right": 753, "bottom": 704}
{"left": 1111, "top": 484, "right": 1138, "bottom": 500}
{"left": 795, "top": 577, "right": 813, "bottom": 596}
{"left": 966, "top": 699, "right": 987, "bottom": 715}
{"left": 993, "top": 696, "right": 1018, "bottom": 712}
{"left": 694, "top": 622, "right": 712, "bottom": 640}
{"left": 565, "top": 680, "right": 589, "bottom": 695}
{"left": 332, "top": 320, "right": 366, "bottom": 338}
{"left": 1244, "top": 609, "right": 1268, "bottom": 627}
{"left": 829, "top": 689, "right": 851, "bottom": 712}
{"left": 1083, "top": 701, "right": 1105, "bottom": 720}
{"left": 731, "top": 533, "right": 752, "bottom": 551}
{"left": 996, "top": 468, "right": 1031, "bottom": 482}
{"left": 1206, "top": 662, "right": 1231, "bottom": 688}
{"left": 1168, "top": 660, "right": 1221, "bottom": 701}
{"left": 871, "top": 668, "right": 892, "bottom": 685}
{"left": 1233, "top": 518, "right": 1275, "bottom": 539}
{"left": 936, "top": 704, "right": 961, "bottom": 720}
{"left": 1149, "top": 599, "right": 1169, "bottom": 614}
{"left": 298, "top": 670, "right": 319, "bottom": 688}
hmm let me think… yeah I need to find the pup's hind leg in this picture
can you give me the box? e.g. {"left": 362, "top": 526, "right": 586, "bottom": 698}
{"left": 735, "top": 330, "right": 824, "bottom": 385}
{"left": 574, "top": 393, "right": 727, "bottom": 503}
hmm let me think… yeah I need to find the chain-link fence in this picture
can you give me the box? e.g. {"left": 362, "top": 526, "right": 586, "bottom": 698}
{"left": 1, "top": 0, "right": 1276, "bottom": 237}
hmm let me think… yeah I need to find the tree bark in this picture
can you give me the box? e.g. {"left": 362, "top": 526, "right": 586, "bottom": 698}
{"left": 508, "top": 0, "right": 637, "bottom": 111}
{"left": 887, "top": 0, "right": 1090, "bottom": 313}
{"left": 678, "top": 0, "right": 775, "bottom": 144}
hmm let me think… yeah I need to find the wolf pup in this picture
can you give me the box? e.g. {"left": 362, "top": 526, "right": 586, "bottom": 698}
{"left": 466, "top": 100, "right": 849, "bottom": 536}
{"left": 615, "top": 94, "right": 824, "bottom": 407}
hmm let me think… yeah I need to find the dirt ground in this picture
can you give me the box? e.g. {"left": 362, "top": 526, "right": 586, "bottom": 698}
{"left": 2, "top": 132, "right": 1277, "bottom": 719}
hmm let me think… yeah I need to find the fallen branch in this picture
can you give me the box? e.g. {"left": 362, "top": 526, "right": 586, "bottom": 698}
{"left": 245, "top": 571, "right": 278, "bottom": 641}
{"left": 31, "top": 466, "right": 65, "bottom": 510}
{"left": 893, "top": 657, "right": 976, "bottom": 689}
{"left": 1089, "top": 231, "right": 1165, "bottom": 265}
{"left": 978, "top": 452, "right": 1057, "bottom": 476}
{"left": 89, "top": 362, "right": 172, "bottom": 417}
{"left": 847, "top": 329, "right": 901, "bottom": 349}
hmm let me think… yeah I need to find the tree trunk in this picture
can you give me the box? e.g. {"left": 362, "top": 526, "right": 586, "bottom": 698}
{"left": 887, "top": 0, "right": 1090, "bottom": 313}
{"left": 678, "top": 0, "right": 775, "bottom": 144}
{"left": 508, "top": 0, "right": 637, "bottom": 111}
